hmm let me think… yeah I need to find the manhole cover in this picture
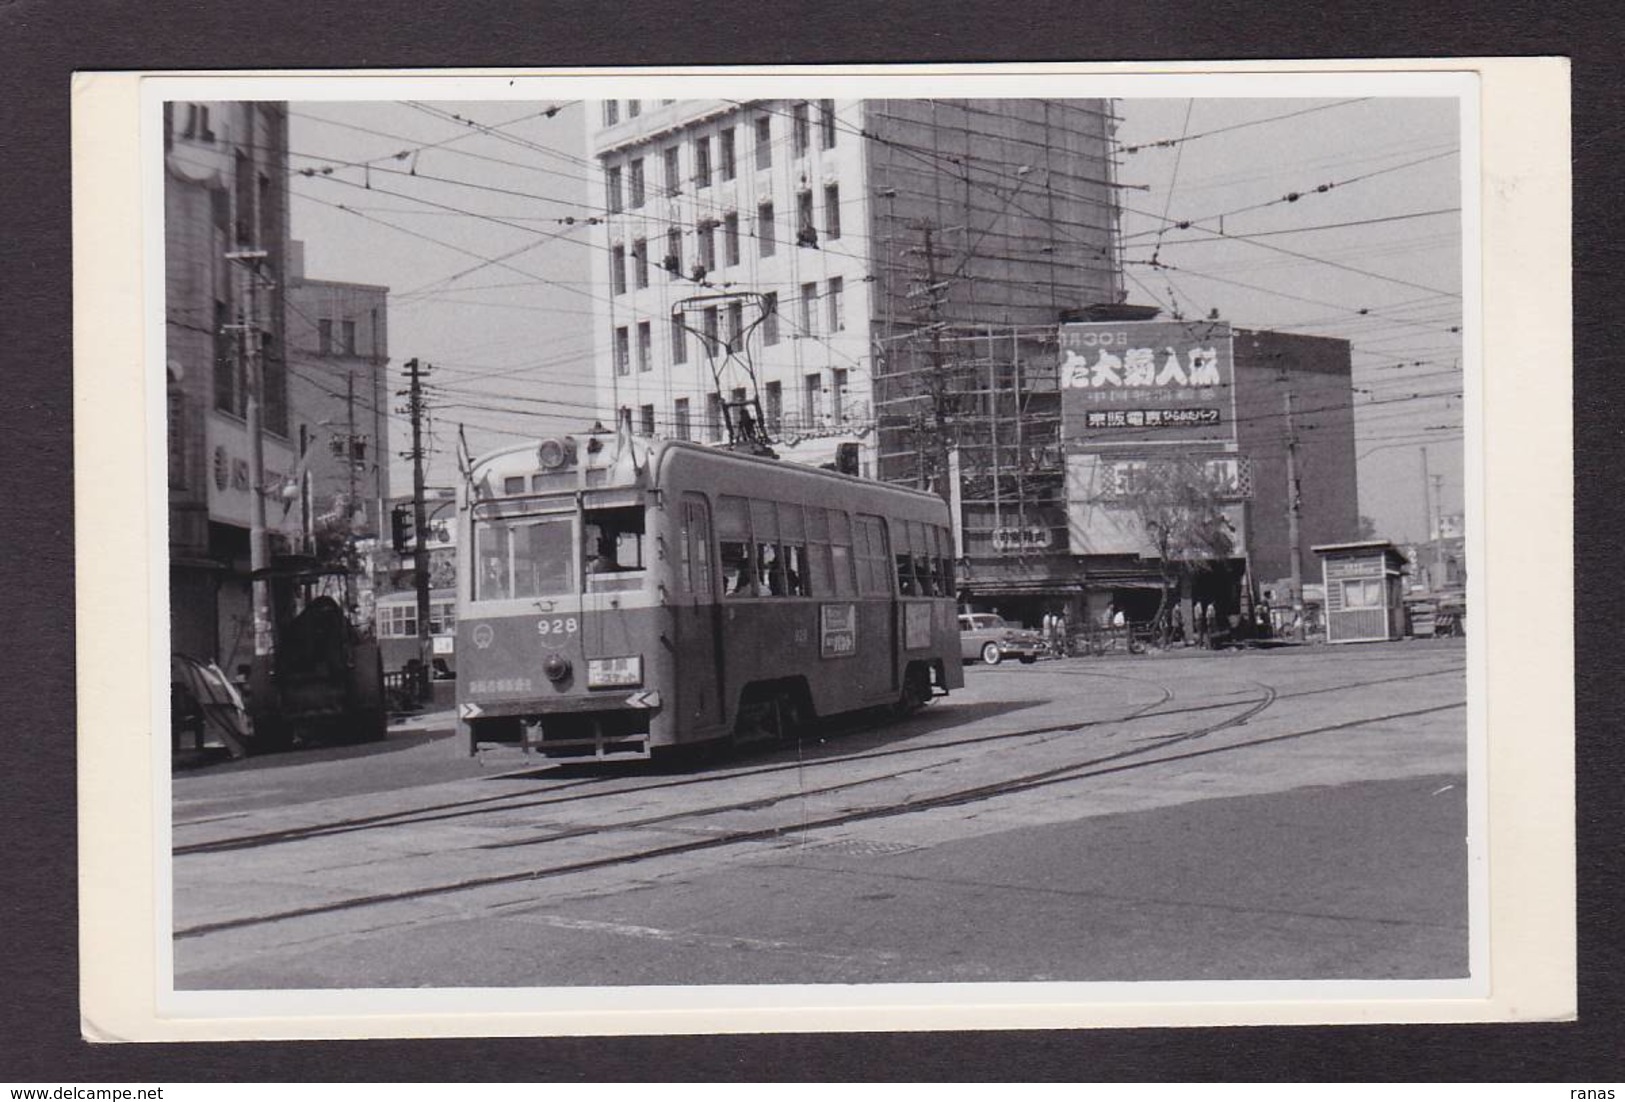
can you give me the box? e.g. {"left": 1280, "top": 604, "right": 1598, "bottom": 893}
{"left": 802, "top": 837, "right": 921, "bottom": 857}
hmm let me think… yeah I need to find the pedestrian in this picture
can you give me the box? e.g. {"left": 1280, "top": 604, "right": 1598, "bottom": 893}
{"left": 1195, "top": 602, "right": 1210, "bottom": 648}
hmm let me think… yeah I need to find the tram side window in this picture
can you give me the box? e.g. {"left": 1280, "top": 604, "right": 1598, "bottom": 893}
{"left": 751, "top": 499, "right": 786, "bottom": 596}
{"left": 894, "top": 520, "right": 919, "bottom": 596}
{"left": 778, "top": 501, "right": 809, "bottom": 596}
{"left": 680, "top": 495, "right": 713, "bottom": 595}
{"left": 830, "top": 508, "right": 857, "bottom": 597}
{"left": 909, "top": 521, "right": 937, "bottom": 596}
{"left": 717, "top": 495, "right": 757, "bottom": 597}
{"left": 583, "top": 506, "right": 645, "bottom": 574}
{"left": 854, "top": 514, "right": 891, "bottom": 597}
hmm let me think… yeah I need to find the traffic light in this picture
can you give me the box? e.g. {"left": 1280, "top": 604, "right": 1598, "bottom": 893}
{"left": 390, "top": 505, "right": 415, "bottom": 554}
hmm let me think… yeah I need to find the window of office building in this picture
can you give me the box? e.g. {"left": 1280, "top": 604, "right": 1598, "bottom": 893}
{"left": 605, "top": 165, "right": 623, "bottom": 213}
{"left": 317, "top": 318, "right": 333, "bottom": 356}
{"left": 342, "top": 320, "right": 356, "bottom": 354}
{"left": 762, "top": 292, "right": 779, "bottom": 345}
{"left": 819, "top": 99, "right": 837, "bottom": 148}
{"left": 610, "top": 244, "right": 626, "bottom": 295}
{"left": 720, "top": 127, "right": 736, "bottom": 180}
{"left": 800, "top": 282, "right": 818, "bottom": 334}
{"left": 723, "top": 212, "right": 740, "bottom": 266}
{"left": 665, "top": 227, "right": 682, "bottom": 274}
{"left": 833, "top": 367, "right": 848, "bottom": 421}
{"left": 693, "top": 135, "right": 711, "bottom": 188}
{"left": 797, "top": 190, "right": 815, "bottom": 239}
{"left": 764, "top": 380, "right": 782, "bottom": 431}
{"left": 640, "top": 403, "right": 655, "bottom": 435}
{"left": 637, "top": 321, "right": 652, "bottom": 372}
{"left": 824, "top": 183, "right": 841, "bottom": 239}
{"left": 706, "top": 393, "right": 723, "bottom": 442}
{"left": 726, "top": 301, "right": 743, "bottom": 350}
{"left": 674, "top": 397, "right": 691, "bottom": 440}
{"left": 697, "top": 220, "right": 715, "bottom": 271}
{"left": 664, "top": 146, "right": 681, "bottom": 196}
{"left": 792, "top": 102, "right": 810, "bottom": 156}
{"left": 627, "top": 99, "right": 641, "bottom": 117}
{"left": 671, "top": 312, "right": 687, "bottom": 364}
{"left": 754, "top": 116, "right": 772, "bottom": 170}
{"left": 633, "top": 238, "right": 648, "bottom": 288}
{"left": 702, "top": 306, "right": 719, "bottom": 354}
{"left": 614, "top": 326, "right": 630, "bottom": 376}
{"left": 629, "top": 158, "right": 645, "bottom": 208}
{"left": 603, "top": 101, "right": 619, "bottom": 126}
{"left": 758, "top": 201, "right": 775, "bottom": 256}
{"left": 827, "top": 276, "right": 845, "bottom": 332}
{"left": 804, "top": 372, "right": 823, "bottom": 425}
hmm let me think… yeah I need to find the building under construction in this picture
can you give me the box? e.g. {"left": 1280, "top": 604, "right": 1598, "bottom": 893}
{"left": 878, "top": 313, "right": 1360, "bottom": 632}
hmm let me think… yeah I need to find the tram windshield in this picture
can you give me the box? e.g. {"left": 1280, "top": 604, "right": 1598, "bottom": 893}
{"left": 474, "top": 514, "right": 574, "bottom": 601}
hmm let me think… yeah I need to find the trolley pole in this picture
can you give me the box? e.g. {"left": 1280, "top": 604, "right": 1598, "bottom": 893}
{"left": 404, "top": 357, "right": 433, "bottom": 701}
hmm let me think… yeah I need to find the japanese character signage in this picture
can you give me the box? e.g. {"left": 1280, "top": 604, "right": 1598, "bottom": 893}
{"left": 1059, "top": 320, "right": 1236, "bottom": 446}
{"left": 820, "top": 603, "right": 857, "bottom": 659}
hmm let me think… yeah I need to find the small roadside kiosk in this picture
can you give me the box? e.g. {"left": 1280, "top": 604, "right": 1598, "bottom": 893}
{"left": 1312, "top": 540, "right": 1409, "bottom": 644}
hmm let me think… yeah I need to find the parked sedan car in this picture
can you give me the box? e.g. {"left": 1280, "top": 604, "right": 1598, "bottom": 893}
{"left": 958, "top": 613, "right": 1044, "bottom": 665}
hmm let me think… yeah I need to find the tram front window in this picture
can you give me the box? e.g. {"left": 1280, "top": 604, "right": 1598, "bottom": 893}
{"left": 583, "top": 506, "right": 646, "bottom": 575}
{"left": 475, "top": 514, "right": 574, "bottom": 600}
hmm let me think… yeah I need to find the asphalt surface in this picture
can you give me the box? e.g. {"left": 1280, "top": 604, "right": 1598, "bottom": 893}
{"left": 172, "top": 639, "right": 1469, "bottom": 990}
{"left": 179, "top": 772, "right": 1466, "bottom": 988}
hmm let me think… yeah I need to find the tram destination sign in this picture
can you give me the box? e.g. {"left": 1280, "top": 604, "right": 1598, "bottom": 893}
{"left": 1059, "top": 320, "right": 1236, "bottom": 447}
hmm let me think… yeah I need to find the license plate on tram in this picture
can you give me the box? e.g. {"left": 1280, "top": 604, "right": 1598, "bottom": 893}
{"left": 586, "top": 655, "right": 643, "bottom": 688}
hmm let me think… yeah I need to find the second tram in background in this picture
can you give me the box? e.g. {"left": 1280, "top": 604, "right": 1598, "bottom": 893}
{"left": 454, "top": 425, "right": 963, "bottom": 762}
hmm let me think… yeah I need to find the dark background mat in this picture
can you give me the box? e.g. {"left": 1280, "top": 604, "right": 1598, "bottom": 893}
{"left": 2, "top": 0, "right": 1617, "bottom": 1081}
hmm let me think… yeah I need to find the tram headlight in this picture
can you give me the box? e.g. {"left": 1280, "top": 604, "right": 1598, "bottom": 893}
{"left": 586, "top": 655, "right": 643, "bottom": 688}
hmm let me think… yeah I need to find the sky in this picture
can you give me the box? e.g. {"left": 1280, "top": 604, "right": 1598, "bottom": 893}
{"left": 286, "top": 93, "right": 1464, "bottom": 543}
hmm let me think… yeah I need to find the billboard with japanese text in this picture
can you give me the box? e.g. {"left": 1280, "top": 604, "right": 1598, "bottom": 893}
{"left": 1059, "top": 320, "right": 1236, "bottom": 447}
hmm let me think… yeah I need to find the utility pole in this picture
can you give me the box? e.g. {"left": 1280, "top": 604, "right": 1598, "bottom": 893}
{"left": 920, "top": 222, "right": 952, "bottom": 506}
{"left": 1420, "top": 446, "right": 1434, "bottom": 591}
{"left": 1283, "top": 389, "right": 1304, "bottom": 638}
{"left": 1431, "top": 472, "right": 1446, "bottom": 587}
{"left": 402, "top": 357, "right": 432, "bottom": 701}
{"left": 345, "top": 368, "right": 360, "bottom": 611}
{"left": 228, "top": 249, "right": 274, "bottom": 660}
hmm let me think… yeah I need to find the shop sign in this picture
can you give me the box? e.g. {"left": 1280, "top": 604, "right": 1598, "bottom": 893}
{"left": 990, "top": 526, "right": 1051, "bottom": 552}
{"left": 1060, "top": 320, "right": 1235, "bottom": 446}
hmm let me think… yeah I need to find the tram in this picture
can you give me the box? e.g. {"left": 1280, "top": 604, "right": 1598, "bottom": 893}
{"left": 454, "top": 427, "right": 963, "bottom": 761}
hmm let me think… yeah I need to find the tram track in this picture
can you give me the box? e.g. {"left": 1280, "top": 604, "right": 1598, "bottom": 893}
{"left": 175, "top": 674, "right": 1464, "bottom": 941}
{"left": 172, "top": 663, "right": 1460, "bottom": 857}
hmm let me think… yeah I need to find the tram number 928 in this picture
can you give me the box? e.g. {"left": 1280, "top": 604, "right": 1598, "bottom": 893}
{"left": 538, "top": 617, "right": 579, "bottom": 637}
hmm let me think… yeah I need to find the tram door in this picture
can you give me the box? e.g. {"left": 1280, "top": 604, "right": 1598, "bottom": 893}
{"left": 675, "top": 493, "right": 725, "bottom": 734}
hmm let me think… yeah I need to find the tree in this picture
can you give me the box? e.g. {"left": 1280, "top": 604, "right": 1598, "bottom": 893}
{"left": 1128, "top": 455, "right": 1237, "bottom": 645}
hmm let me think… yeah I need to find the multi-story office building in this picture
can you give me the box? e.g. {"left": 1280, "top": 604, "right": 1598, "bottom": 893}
{"left": 165, "top": 100, "right": 296, "bottom": 668}
{"left": 587, "top": 98, "right": 1122, "bottom": 474}
{"left": 284, "top": 241, "right": 392, "bottom": 544}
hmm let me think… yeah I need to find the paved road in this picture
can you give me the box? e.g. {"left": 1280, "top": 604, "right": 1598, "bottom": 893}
{"left": 171, "top": 639, "right": 1468, "bottom": 989}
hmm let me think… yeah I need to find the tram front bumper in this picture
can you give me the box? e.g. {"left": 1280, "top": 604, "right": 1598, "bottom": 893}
{"left": 463, "top": 689, "right": 662, "bottom": 762}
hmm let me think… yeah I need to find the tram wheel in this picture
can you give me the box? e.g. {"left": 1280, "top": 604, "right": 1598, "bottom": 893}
{"left": 980, "top": 642, "right": 1003, "bottom": 666}
{"left": 895, "top": 664, "right": 932, "bottom": 715}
